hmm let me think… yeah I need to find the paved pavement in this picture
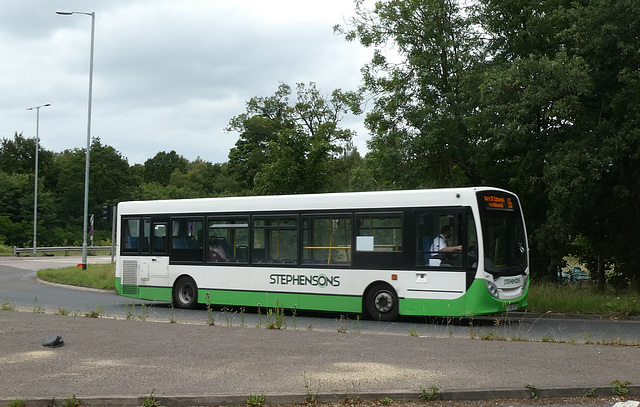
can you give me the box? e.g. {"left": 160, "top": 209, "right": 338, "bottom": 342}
{"left": 1, "top": 309, "right": 638, "bottom": 407}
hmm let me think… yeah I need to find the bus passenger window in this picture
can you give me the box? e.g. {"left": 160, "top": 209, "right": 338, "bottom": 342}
{"left": 170, "top": 218, "right": 204, "bottom": 263}
{"left": 208, "top": 217, "right": 249, "bottom": 263}
{"left": 122, "top": 218, "right": 140, "bottom": 253}
{"left": 252, "top": 216, "right": 298, "bottom": 264}
{"left": 356, "top": 214, "right": 402, "bottom": 252}
{"left": 302, "top": 215, "right": 351, "bottom": 265}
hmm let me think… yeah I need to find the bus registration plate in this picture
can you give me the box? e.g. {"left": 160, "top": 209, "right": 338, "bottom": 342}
{"left": 507, "top": 304, "right": 518, "bottom": 311}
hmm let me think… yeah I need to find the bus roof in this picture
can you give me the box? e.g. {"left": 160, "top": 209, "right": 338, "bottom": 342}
{"left": 117, "top": 187, "right": 512, "bottom": 216}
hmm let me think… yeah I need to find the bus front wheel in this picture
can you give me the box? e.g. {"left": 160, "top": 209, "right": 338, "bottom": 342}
{"left": 173, "top": 277, "right": 198, "bottom": 309}
{"left": 366, "top": 283, "right": 399, "bottom": 321}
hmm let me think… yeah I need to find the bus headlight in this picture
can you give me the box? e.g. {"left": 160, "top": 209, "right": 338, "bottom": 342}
{"left": 486, "top": 280, "right": 500, "bottom": 298}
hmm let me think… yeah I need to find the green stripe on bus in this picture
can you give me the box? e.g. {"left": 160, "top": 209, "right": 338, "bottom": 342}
{"left": 399, "top": 278, "right": 529, "bottom": 317}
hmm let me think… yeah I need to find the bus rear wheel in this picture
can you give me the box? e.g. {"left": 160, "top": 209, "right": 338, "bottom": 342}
{"left": 173, "top": 276, "right": 198, "bottom": 309}
{"left": 366, "top": 283, "right": 399, "bottom": 321}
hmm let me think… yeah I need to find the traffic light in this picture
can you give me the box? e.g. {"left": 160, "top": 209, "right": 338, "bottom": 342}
{"left": 102, "top": 205, "right": 111, "bottom": 223}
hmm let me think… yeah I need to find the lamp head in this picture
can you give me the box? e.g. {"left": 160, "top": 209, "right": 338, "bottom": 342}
{"left": 56, "top": 9, "right": 73, "bottom": 15}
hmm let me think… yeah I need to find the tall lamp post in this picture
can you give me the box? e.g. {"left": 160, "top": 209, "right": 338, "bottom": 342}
{"left": 56, "top": 9, "right": 95, "bottom": 270}
{"left": 26, "top": 103, "right": 52, "bottom": 256}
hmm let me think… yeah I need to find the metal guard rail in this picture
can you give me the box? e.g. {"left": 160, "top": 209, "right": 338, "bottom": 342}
{"left": 13, "top": 246, "right": 113, "bottom": 256}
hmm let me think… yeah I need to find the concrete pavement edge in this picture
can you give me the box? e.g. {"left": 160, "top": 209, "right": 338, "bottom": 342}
{"left": 3, "top": 385, "right": 639, "bottom": 407}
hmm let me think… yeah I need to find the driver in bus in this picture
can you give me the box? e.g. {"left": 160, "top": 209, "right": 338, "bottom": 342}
{"left": 430, "top": 225, "right": 462, "bottom": 265}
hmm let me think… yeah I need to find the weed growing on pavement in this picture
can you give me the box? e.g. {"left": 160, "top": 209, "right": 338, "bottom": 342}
{"left": 266, "top": 299, "right": 286, "bottom": 329}
{"left": 256, "top": 303, "right": 263, "bottom": 328}
{"left": 142, "top": 388, "right": 163, "bottom": 407}
{"left": 302, "top": 372, "right": 320, "bottom": 403}
{"left": 125, "top": 299, "right": 135, "bottom": 320}
{"left": 8, "top": 398, "right": 26, "bottom": 407}
{"left": 246, "top": 394, "right": 265, "bottom": 406}
{"left": 380, "top": 397, "right": 393, "bottom": 405}
{"left": 33, "top": 296, "right": 45, "bottom": 314}
{"left": 610, "top": 379, "right": 631, "bottom": 396}
{"left": 525, "top": 384, "right": 537, "bottom": 399}
{"left": 222, "top": 307, "right": 233, "bottom": 326}
{"left": 55, "top": 307, "right": 79, "bottom": 316}
{"left": 337, "top": 314, "right": 348, "bottom": 333}
{"left": 138, "top": 301, "right": 149, "bottom": 321}
{"left": 169, "top": 301, "right": 176, "bottom": 324}
{"left": 62, "top": 394, "right": 80, "bottom": 407}
{"left": 468, "top": 319, "right": 476, "bottom": 339}
{"left": 240, "top": 307, "right": 246, "bottom": 327}
{"left": 290, "top": 305, "right": 297, "bottom": 329}
{"left": 1, "top": 299, "right": 16, "bottom": 311}
{"left": 419, "top": 386, "right": 440, "bottom": 401}
{"left": 205, "top": 292, "right": 215, "bottom": 326}
{"left": 585, "top": 387, "right": 597, "bottom": 397}
{"left": 84, "top": 303, "right": 104, "bottom": 318}
{"left": 409, "top": 325, "right": 419, "bottom": 337}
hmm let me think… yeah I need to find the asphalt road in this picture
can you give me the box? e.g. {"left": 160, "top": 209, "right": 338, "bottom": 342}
{"left": 1, "top": 256, "right": 639, "bottom": 343}
{"left": 0, "top": 256, "right": 639, "bottom": 407}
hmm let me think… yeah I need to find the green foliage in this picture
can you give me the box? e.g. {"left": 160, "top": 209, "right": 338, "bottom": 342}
{"left": 62, "top": 395, "right": 80, "bottom": 407}
{"left": 37, "top": 264, "right": 115, "bottom": 290}
{"left": 226, "top": 82, "right": 362, "bottom": 195}
{"left": 610, "top": 380, "right": 631, "bottom": 396}
{"left": 205, "top": 292, "right": 215, "bottom": 326}
{"left": 528, "top": 281, "right": 640, "bottom": 316}
{"left": 1, "top": 299, "right": 16, "bottom": 311}
{"left": 336, "top": 0, "right": 640, "bottom": 287}
{"left": 141, "top": 389, "right": 163, "bottom": 407}
{"left": 84, "top": 303, "right": 105, "bottom": 318}
{"left": 246, "top": 394, "right": 265, "bottom": 406}
{"left": 419, "top": 386, "right": 440, "bottom": 401}
{"left": 8, "top": 399, "right": 26, "bottom": 407}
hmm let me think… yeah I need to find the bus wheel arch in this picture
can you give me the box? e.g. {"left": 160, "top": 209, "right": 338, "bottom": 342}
{"left": 173, "top": 275, "right": 198, "bottom": 309}
{"left": 364, "top": 282, "right": 399, "bottom": 321}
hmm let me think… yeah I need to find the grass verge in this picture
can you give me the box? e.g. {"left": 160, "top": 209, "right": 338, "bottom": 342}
{"left": 37, "top": 263, "right": 116, "bottom": 291}
{"left": 527, "top": 281, "right": 640, "bottom": 317}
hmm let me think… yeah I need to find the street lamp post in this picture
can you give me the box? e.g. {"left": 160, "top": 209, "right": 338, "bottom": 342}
{"left": 56, "top": 9, "right": 95, "bottom": 270}
{"left": 26, "top": 103, "right": 52, "bottom": 256}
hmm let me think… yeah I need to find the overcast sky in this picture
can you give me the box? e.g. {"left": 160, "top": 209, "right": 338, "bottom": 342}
{"left": 1, "top": 1, "right": 373, "bottom": 165}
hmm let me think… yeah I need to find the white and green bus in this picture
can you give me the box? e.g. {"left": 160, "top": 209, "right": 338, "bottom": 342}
{"left": 115, "top": 187, "right": 529, "bottom": 321}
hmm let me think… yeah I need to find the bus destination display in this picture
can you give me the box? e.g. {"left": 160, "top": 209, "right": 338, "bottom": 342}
{"left": 482, "top": 194, "right": 515, "bottom": 211}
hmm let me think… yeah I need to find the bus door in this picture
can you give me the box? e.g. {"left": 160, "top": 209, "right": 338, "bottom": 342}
{"left": 140, "top": 218, "right": 169, "bottom": 284}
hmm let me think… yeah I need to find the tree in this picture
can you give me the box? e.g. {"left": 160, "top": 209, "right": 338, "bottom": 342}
{"left": 143, "top": 150, "right": 188, "bottom": 186}
{"left": 339, "top": 0, "right": 640, "bottom": 285}
{"left": 227, "top": 83, "right": 361, "bottom": 195}
{"left": 337, "top": 0, "right": 485, "bottom": 189}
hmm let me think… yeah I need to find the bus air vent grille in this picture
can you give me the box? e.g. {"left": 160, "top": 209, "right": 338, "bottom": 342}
{"left": 122, "top": 260, "right": 139, "bottom": 296}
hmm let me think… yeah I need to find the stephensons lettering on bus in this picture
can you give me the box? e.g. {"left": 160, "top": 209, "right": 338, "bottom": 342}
{"left": 270, "top": 273, "right": 341, "bottom": 287}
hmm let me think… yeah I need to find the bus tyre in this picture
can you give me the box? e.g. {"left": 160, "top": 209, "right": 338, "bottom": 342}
{"left": 366, "top": 283, "right": 399, "bottom": 321}
{"left": 173, "top": 277, "right": 198, "bottom": 309}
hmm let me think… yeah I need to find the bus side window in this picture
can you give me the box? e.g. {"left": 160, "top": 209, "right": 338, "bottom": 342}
{"left": 207, "top": 217, "right": 249, "bottom": 263}
{"left": 170, "top": 218, "right": 204, "bottom": 263}
{"left": 302, "top": 215, "right": 352, "bottom": 265}
{"left": 416, "top": 211, "right": 463, "bottom": 268}
{"left": 252, "top": 216, "right": 298, "bottom": 264}
{"left": 356, "top": 213, "right": 402, "bottom": 252}
{"left": 122, "top": 218, "right": 140, "bottom": 253}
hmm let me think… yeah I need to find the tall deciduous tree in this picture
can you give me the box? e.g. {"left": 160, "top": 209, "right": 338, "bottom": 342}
{"left": 227, "top": 82, "right": 361, "bottom": 195}
{"left": 339, "top": 0, "right": 640, "bottom": 285}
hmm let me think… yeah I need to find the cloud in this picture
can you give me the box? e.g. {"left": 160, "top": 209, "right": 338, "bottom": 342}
{"left": 1, "top": 0, "right": 371, "bottom": 165}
